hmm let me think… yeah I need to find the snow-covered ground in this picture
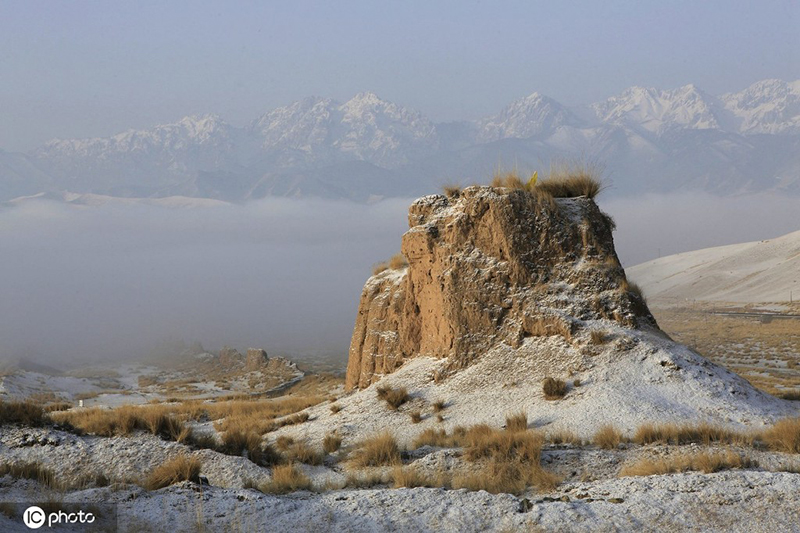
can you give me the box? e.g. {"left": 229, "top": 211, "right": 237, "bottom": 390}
{"left": 628, "top": 229, "right": 800, "bottom": 304}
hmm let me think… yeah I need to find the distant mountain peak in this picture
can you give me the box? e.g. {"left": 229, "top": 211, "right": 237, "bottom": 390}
{"left": 478, "top": 91, "right": 582, "bottom": 141}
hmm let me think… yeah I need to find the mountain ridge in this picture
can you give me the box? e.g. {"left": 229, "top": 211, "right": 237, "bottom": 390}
{"left": 4, "top": 78, "right": 800, "bottom": 202}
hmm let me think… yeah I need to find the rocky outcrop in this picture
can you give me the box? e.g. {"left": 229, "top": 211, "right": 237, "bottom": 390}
{"left": 245, "top": 348, "right": 269, "bottom": 371}
{"left": 346, "top": 186, "right": 656, "bottom": 390}
{"left": 218, "top": 346, "right": 244, "bottom": 368}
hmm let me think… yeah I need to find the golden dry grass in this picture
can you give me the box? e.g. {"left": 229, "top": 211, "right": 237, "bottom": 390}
{"left": 392, "top": 466, "right": 451, "bottom": 489}
{"left": 649, "top": 306, "right": 800, "bottom": 397}
{"left": 349, "top": 432, "right": 402, "bottom": 467}
{"left": 633, "top": 422, "right": 753, "bottom": 446}
{"left": 762, "top": 417, "right": 800, "bottom": 453}
{"left": 329, "top": 403, "right": 342, "bottom": 414}
{"left": 619, "top": 451, "right": 755, "bottom": 477}
{"left": 452, "top": 458, "right": 559, "bottom": 495}
{"left": 505, "top": 412, "right": 528, "bottom": 433}
{"left": 542, "top": 377, "right": 567, "bottom": 400}
{"left": 259, "top": 463, "right": 312, "bottom": 494}
{"left": 389, "top": 253, "right": 408, "bottom": 270}
{"left": 286, "top": 441, "right": 323, "bottom": 465}
{"left": 442, "top": 184, "right": 462, "bottom": 198}
{"left": 0, "top": 400, "right": 46, "bottom": 427}
{"left": 0, "top": 461, "right": 58, "bottom": 489}
{"left": 432, "top": 400, "right": 446, "bottom": 412}
{"left": 594, "top": 425, "right": 623, "bottom": 449}
{"left": 410, "top": 410, "right": 422, "bottom": 424}
{"left": 323, "top": 433, "right": 342, "bottom": 454}
{"left": 540, "top": 159, "right": 605, "bottom": 199}
{"left": 376, "top": 385, "right": 410, "bottom": 410}
{"left": 590, "top": 330, "right": 607, "bottom": 345}
{"left": 144, "top": 454, "right": 202, "bottom": 490}
{"left": 547, "top": 429, "right": 582, "bottom": 445}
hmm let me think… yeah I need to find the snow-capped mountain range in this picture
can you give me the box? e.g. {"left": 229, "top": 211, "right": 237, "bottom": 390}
{"left": 2, "top": 79, "right": 799, "bottom": 202}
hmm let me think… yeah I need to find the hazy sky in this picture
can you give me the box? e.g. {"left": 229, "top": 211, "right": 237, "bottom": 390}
{"left": 2, "top": 0, "right": 798, "bottom": 152}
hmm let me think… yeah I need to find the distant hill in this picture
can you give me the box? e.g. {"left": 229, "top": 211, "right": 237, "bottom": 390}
{"left": 628, "top": 229, "right": 800, "bottom": 303}
{"left": 2, "top": 79, "right": 799, "bottom": 202}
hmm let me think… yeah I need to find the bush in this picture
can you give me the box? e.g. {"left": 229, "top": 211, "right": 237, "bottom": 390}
{"left": 376, "top": 385, "right": 409, "bottom": 410}
{"left": 388, "top": 253, "right": 408, "bottom": 270}
{"left": 442, "top": 185, "right": 462, "bottom": 198}
{"left": 505, "top": 412, "right": 528, "bottom": 433}
{"left": 619, "top": 451, "right": 755, "bottom": 477}
{"left": 287, "top": 441, "right": 323, "bottom": 465}
{"left": 144, "top": 454, "right": 202, "bottom": 490}
{"left": 323, "top": 433, "right": 342, "bottom": 454}
{"left": 537, "top": 175, "right": 603, "bottom": 199}
{"left": 0, "top": 461, "right": 58, "bottom": 489}
{"left": 259, "top": 464, "right": 311, "bottom": 494}
{"left": 542, "top": 377, "right": 567, "bottom": 400}
{"left": 349, "top": 432, "right": 402, "bottom": 467}
{"left": 594, "top": 425, "right": 623, "bottom": 449}
{"left": 0, "top": 400, "right": 45, "bottom": 427}
{"left": 762, "top": 417, "right": 800, "bottom": 453}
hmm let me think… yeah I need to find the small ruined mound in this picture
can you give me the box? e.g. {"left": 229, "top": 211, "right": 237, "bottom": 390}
{"left": 347, "top": 185, "right": 655, "bottom": 390}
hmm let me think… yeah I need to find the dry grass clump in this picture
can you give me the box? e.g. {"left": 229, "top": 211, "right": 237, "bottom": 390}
{"left": 259, "top": 463, "right": 312, "bottom": 494}
{"left": 0, "top": 400, "right": 46, "bottom": 427}
{"left": 442, "top": 184, "right": 462, "bottom": 198}
{"left": 349, "top": 432, "right": 402, "bottom": 467}
{"left": 462, "top": 425, "right": 543, "bottom": 463}
{"left": 275, "top": 435, "right": 295, "bottom": 451}
{"left": 389, "top": 253, "right": 408, "bottom": 270}
{"left": 410, "top": 410, "right": 423, "bottom": 424}
{"left": 412, "top": 424, "right": 558, "bottom": 495}
{"left": 452, "top": 458, "right": 559, "bottom": 495}
{"left": 594, "top": 425, "right": 623, "bottom": 449}
{"left": 345, "top": 470, "right": 391, "bottom": 488}
{"left": 376, "top": 385, "right": 410, "bottom": 410}
{"left": 590, "top": 330, "right": 607, "bottom": 345}
{"left": 373, "top": 253, "right": 408, "bottom": 275}
{"left": 286, "top": 441, "right": 323, "bottom": 465}
{"left": 0, "top": 461, "right": 58, "bottom": 489}
{"left": 51, "top": 405, "right": 186, "bottom": 440}
{"left": 505, "top": 412, "right": 528, "bottom": 433}
{"left": 144, "top": 454, "right": 202, "bottom": 490}
{"left": 329, "top": 403, "right": 342, "bottom": 414}
{"left": 490, "top": 171, "right": 528, "bottom": 190}
{"left": 413, "top": 428, "right": 455, "bottom": 448}
{"left": 537, "top": 175, "right": 603, "bottom": 199}
{"left": 323, "top": 433, "right": 342, "bottom": 454}
{"left": 392, "top": 466, "right": 450, "bottom": 489}
{"left": 633, "top": 422, "right": 751, "bottom": 446}
{"left": 547, "top": 429, "right": 582, "bottom": 445}
{"left": 762, "top": 417, "right": 800, "bottom": 453}
{"left": 432, "top": 400, "right": 446, "bottom": 412}
{"left": 619, "top": 451, "right": 755, "bottom": 477}
{"left": 220, "top": 430, "right": 281, "bottom": 466}
{"left": 542, "top": 377, "right": 567, "bottom": 400}
{"left": 538, "top": 160, "right": 605, "bottom": 199}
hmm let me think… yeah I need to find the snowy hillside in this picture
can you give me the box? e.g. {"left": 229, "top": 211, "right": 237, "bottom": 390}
{"left": 628, "top": 229, "right": 800, "bottom": 303}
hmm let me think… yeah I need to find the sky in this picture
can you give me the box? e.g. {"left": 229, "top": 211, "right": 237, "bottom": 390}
{"left": 1, "top": 0, "right": 799, "bottom": 152}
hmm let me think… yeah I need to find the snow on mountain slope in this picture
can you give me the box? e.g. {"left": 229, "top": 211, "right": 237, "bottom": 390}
{"left": 628, "top": 229, "right": 800, "bottom": 303}
{"left": 478, "top": 92, "right": 583, "bottom": 141}
{"left": 250, "top": 92, "right": 439, "bottom": 168}
{"left": 592, "top": 84, "right": 726, "bottom": 136}
{"left": 721, "top": 79, "right": 800, "bottom": 135}
{"left": 5, "top": 79, "right": 800, "bottom": 202}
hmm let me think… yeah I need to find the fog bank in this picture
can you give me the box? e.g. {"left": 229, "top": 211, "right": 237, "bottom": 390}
{"left": 1, "top": 192, "right": 797, "bottom": 366}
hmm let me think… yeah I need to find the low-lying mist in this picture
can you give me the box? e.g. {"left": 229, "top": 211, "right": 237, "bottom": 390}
{"left": 1, "top": 191, "right": 797, "bottom": 367}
